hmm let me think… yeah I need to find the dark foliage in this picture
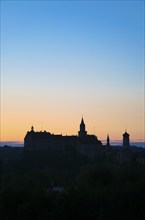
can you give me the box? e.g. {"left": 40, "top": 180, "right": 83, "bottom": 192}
{"left": 0, "top": 148, "right": 145, "bottom": 220}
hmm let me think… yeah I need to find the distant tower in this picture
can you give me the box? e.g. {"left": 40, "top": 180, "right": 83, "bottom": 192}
{"left": 78, "top": 117, "right": 87, "bottom": 138}
{"left": 106, "top": 134, "right": 110, "bottom": 146}
{"left": 123, "top": 130, "right": 130, "bottom": 147}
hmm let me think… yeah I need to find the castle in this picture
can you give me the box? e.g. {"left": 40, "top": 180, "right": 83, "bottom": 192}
{"left": 24, "top": 117, "right": 130, "bottom": 156}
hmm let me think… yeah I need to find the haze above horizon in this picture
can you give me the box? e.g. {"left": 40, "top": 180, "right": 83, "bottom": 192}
{"left": 1, "top": 0, "right": 144, "bottom": 142}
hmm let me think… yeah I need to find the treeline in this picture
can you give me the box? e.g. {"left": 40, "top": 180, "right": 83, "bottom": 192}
{"left": 0, "top": 150, "right": 145, "bottom": 219}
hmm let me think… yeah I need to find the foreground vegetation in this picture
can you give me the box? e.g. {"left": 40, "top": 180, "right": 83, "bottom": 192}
{"left": 0, "top": 148, "right": 145, "bottom": 220}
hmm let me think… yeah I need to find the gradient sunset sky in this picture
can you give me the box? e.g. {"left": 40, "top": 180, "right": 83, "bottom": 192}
{"left": 1, "top": 0, "right": 144, "bottom": 143}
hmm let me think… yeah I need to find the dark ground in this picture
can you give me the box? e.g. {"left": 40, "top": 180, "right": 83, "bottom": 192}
{"left": 0, "top": 146, "right": 145, "bottom": 220}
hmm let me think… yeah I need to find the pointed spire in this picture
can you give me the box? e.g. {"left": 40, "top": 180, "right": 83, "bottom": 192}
{"left": 81, "top": 116, "right": 85, "bottom": 125}
{"left": 107, "top": 134, "right": 110, "bottom": 146}
{"left": 78, "top": 116, "right": 87, "bottom": 137}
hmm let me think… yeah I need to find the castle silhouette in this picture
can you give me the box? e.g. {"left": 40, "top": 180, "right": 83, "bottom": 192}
{"left": 24, "top": 117, "right": 130, "bottom": 156}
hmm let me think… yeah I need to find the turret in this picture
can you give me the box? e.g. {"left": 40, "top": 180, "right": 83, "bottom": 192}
{"left": 31, "top": 125, "right": 34, "bottom": 132}
{"left": 123, "top": 130, "right": 130, "bottom": 147}
{"left": 106, "top": 134, "right": 110, "bottom": 146}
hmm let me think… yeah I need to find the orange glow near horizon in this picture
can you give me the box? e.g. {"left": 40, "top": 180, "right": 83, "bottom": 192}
{"left": 1, "top": 89, "right": 144, "bottom": 143}
{"left": 1, "top": 106, "right": 144, "bottom": 143}
{"left": 1, "top": 85, "right": 144, "bottom": 142}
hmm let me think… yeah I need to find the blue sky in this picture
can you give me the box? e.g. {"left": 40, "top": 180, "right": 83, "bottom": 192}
{"left": 1, "top": 0, "right": 144, "bottom": 142}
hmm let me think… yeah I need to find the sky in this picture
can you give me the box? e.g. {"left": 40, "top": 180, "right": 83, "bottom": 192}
{"left": 1, "top": 0, "right": 144, "bottom": 143}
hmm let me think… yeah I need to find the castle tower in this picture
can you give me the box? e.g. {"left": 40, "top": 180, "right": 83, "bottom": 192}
{"left": 123, "top": 130, "right": 130, "bottom": 147}
{"left": 78, "top": 117, "right": 87, "bottom": 138}
{"left": 106, "top": 134, "right": 110, "bottom": 146}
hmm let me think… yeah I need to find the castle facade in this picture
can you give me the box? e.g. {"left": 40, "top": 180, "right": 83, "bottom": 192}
{"left": 24, "top": 117, "right": 130, "bottom": 156}
{"left": 24, "top": 118, "right": 102, "bottom": 154}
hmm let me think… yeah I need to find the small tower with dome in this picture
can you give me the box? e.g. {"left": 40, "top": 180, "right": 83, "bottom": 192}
{"left": 31, "top": 125, "right": 34, "bottom": 132}
{"left": 123, "top": 130, "right": 130, "bottom": 147}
